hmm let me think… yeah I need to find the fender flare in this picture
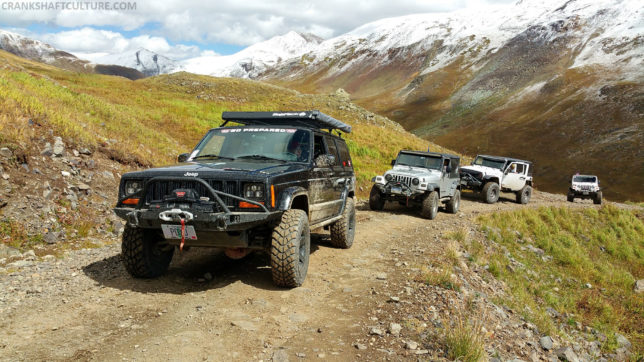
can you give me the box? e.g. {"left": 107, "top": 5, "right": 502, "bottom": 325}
{"left": 277, "top": 186, "right": 309, "bottom": 211}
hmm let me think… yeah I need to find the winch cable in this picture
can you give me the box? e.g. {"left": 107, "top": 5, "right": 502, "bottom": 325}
{"left": 180, "top": 218, "right": 186, "bottom": 252}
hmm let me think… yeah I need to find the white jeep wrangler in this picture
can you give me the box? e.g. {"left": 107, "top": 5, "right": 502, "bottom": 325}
{"left": 567, "top": 174, "right": 602, "bottom": 204}
{"left": 459, "top": 155, "right": 533, "bottom": 204}
{"left": 369, "top": 150, "right": 461, "bottom": 219}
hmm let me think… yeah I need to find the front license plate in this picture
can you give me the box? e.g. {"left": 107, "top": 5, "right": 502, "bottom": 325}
{"left": 391, "top": 186, "right": 402, "bottom": 194}
{"left": 161, "top": 224, "right": 198, "bottom": 240}
{"left": 582, "top": 192, "right": 589, "bottom": 195}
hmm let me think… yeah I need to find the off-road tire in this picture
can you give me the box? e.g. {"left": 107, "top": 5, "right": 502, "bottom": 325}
{"left": 270, "top": 209, "right": 310, "bottom": 288}
{"left": 567, "top": 193, "right": 574, "bottom": 202}
{"left": 369, "top": 185, "right": 385, "bottom": 211}
{"left": 446, "top": 190, "right": 460, "bottom": 214}
{"left": 594, "top": 191, "right": 603, "bottom": 205}
{"left": 516, "top": 185, "right": 532, "bottom": 204}
{"left": 121, "top": 225, "right": 174, "bottom": 278}
{"left": 420, "top": 191, "right": 439, "bottom": 220}
{"left": 329, "top": 197, "right": 356, "bottom": 249}
{"left": 482, "top": 182, "right": 500, "bottom": 204}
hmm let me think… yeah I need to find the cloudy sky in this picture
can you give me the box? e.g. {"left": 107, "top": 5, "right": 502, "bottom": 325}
{"left": 0, "top": 0, "right": 516, "bottom": 60}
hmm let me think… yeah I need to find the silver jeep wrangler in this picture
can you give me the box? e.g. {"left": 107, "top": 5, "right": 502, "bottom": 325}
{"left": 567, "top": 174, "right": 602, "bottom": 204}
{"left": 369, "top": 150, "right": 461, "bottom": 219}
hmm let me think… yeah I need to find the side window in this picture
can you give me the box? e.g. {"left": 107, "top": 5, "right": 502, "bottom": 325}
{"left": 324, "top": 136, "right": 339, "bottom": 160}
{"left": 451, "top": 158, "right": 460, "bottom": 177}
{"left": 335, "top": 140, "right": 352, "bottom": 168}
{"left": 515, "top": 163, "right": 525, "bottom": 174}
{"left": 313, "top": 135, "right": 326, "bottom": 160}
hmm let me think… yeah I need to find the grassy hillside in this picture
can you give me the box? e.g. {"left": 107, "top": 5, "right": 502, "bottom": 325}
{"left": 468, "top": 205, "right": 644, "bottom": 353}
{"left": 0, "top": 49, "right": 452, "bottom": 197}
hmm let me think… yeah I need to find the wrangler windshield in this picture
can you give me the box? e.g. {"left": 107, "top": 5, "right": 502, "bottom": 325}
{"left": 396, "top": 153, "right": 442, "bottom": 170}
{"left": 473, "top": 156, "right": 506, "bottom": 170}
{"left": 573, "top": 176, "right": 597, "bottom": 183}
{"left": 192, "top": 127, "right": 311, "bottom": 162}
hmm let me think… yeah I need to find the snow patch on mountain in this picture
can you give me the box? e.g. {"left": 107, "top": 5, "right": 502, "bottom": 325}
{"left": 182, "top": 31, "right": 322, "bottom": 78}
{"left": 0, "top": 29, "right": 81, "bottom": 65}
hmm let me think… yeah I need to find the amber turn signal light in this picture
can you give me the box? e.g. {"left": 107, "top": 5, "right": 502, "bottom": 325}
{"left": 122, "top": 198, "right": 140, "bottom": 205}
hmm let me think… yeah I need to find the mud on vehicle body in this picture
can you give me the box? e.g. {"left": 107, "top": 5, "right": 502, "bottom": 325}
{"left": 369, "top": 150, "right": 461, "bottom": 219}
{"left": 459, "top": 155, "right": 533, "bottom": 204}
{"left": 114, "top": 111, "right": 356, "bottom": 288}
{"left": 567, "top": 174, "right": 602, "bottom": 204}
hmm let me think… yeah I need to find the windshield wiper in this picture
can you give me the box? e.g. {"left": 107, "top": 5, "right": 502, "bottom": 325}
{"left": 192, "top": 154, "right": 236, "bottom": 160}
{"left": 237, "top": 155, "right": 287, "bottom": 162}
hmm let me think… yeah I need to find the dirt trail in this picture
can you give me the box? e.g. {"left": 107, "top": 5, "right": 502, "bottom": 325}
{"left": 0, "top": 191, "right": 614, "bottom": 361}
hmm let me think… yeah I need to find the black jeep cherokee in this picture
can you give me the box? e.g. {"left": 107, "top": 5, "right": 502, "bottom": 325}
{"left": 113, "top": 111, "right": 356, "bottom": 287}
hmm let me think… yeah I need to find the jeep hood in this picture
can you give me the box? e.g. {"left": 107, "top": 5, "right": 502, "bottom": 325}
{"left": 386, "top": 166, "right": 442, "bottom": 182}
{"left": 122, "top": 160, "right": 308, "bottom": 179}
{"left": 461, "top": 165, "right": 503, "bottom": 177}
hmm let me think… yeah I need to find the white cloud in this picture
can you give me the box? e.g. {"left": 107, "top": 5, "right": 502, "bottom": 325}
{"left": 31, "top": 27, "right": 203, "bottom": 61}
{"left": 0, "top": 0, "right": 518, "bottom": 46}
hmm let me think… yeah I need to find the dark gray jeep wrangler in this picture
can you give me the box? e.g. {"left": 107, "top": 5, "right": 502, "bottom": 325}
{"left": 113, "top": 111, "right": 356, "bottom": 287}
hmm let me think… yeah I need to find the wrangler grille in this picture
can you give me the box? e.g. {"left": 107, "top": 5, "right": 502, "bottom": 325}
{"left": 392, "top": 174, "right": 412, "bottom": 186}
{"left": 580, "top": 185, "right": 591, "bottom": 191}
{"left": 145, "top": 180, "right": 239, "bottom": 211}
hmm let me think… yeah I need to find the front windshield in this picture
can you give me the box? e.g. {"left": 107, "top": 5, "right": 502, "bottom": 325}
{"left": 396, "top": 153, "right": 442, "bottom": 170}
{"left": 192, "top": 127, "right": 311, "bottom": 162}
{"left": 573, "top": 176, "right": 597, "bottom": 183}
{"left": 473, "top": 156, "right": 506, "bottom": 170}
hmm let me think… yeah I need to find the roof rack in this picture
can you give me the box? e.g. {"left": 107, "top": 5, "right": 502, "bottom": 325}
{"left": 220, "top": 111, "right": 352, "bottom": 134}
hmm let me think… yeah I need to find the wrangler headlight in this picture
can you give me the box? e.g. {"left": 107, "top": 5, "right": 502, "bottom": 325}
{"left": 412, "top": 178, "right": 420, "bottom": 186}
{"left": 385, "top": 174, "right": 393, "bottom": 181}
{"left": 244, "top": 183, "right": 264, "bottom": 199}
{"left": 124, "top": 180, "right": 143, "bottom": 195}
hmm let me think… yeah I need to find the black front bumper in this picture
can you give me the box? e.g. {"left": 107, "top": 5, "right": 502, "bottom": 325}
{"left": 114, "top": 177, "right": 282, "bottom": 248}
{"left": 459, "top": 172, "right": 482, "bottom": 190}
{"left": 569, "top": 189, "right": 599, "bottom": 199}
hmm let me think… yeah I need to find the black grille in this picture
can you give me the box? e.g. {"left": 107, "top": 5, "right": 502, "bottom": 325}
{"left": 145, "top": 179, "right": 239, "bottom": 210}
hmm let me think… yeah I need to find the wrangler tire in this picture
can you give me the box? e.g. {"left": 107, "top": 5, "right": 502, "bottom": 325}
{"left": 271, "top": 209, "right": 310, "bottom": 288}
{"left": 594, "top": 191, "right": 603, "bottom": 205}
{"left": 122, "top": 225, "right": 174, "bottom": 278}
{"left": 482, "top": 182, "right": 500, "bottom": 204}
{"left": 330, "top": 197, "right": 356, "bottom": 249}
{"left": 369, "top": 185, "right": 385, "bottom": 211}
{"left": 420, "top": 191, "right": 439, "bottom": 220}
{"left": 446, "top": 190, "right": 461, "bottom": 214}
{"left": 516, "top": 185, "right": 532, "bottom": 205}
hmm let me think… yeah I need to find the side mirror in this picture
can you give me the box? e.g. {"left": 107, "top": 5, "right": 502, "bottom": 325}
{"left": 177, "top": 153, "right": 190, "bottom": 163}
{"left": 445, "top": 166, "right": 452, "bottom": 174}
{"left": 391, "top": 159, "right": 396, "bottom": 166}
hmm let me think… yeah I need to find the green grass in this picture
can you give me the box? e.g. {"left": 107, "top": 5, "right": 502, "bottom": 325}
{"left": 444, "top": 311, "right": 486, "bottom": 362}
{"left": 473, "top": 205, "right": 644, "bottom": 352}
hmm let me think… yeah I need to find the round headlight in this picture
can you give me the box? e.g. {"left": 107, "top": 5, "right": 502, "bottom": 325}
{"left": 412, "top": 178, "right": 419, "bottom": 185}
{"left": 255, "top": 190, "right": 263, "bottom": 198}
{"left": 385, "top": 174, "right": 393, "bottom": 181}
